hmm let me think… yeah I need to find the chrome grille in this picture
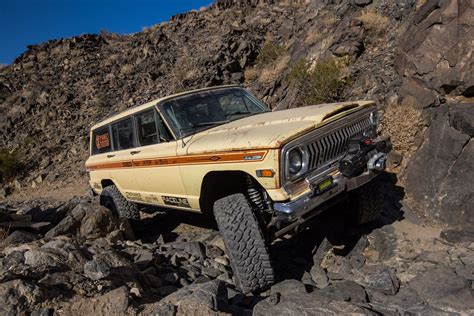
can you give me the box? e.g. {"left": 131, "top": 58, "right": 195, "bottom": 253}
{"left": 305, "top": 115, "right": 372, "bottom": 171}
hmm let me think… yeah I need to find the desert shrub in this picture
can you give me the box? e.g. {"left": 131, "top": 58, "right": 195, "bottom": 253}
{"left": 358, "top": 9, "right": 390, "bottom": 42}
{"left": 0, "top": 149, "right": 22, "bottom": 183}
{"left": 260, "top": 55, "right": 290, "bottom": 84}
{"left": 245, "top": 42, "right": 289, "bottom": 83}
{"left": 255, "top": 42, "right": 286, "bottom": 67}
{"left": 288, "top": 57, "right": 346, "bottom": 106}
{"left": 380, "top": 102, "right": 425, "bottom": 157}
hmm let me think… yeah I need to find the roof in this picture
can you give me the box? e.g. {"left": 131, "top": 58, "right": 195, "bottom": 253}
{"left": 90, "top": 84, "right": 241, "bottom": 130}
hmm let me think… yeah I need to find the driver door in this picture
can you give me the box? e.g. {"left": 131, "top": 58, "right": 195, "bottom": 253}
{"left": 130, "top": 108, "right": 189, "bottom": 208}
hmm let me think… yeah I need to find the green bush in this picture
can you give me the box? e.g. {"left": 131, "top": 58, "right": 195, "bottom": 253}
{"left": 255, "top": 42, "right": 286, "bottom": 67}
{"left": 288, "top": 57, "right": 346, "bottom": 106}
{"left": 0, "top": 149, "right": 22, "bottom": 183}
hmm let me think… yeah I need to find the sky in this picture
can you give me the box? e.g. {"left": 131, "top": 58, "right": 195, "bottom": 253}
{"left": 0, "top": 0, "right": 213, "bottom": 64}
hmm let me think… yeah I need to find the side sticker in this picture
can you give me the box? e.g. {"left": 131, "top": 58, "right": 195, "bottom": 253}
{"left": 162, "top": 196, "right": 191, "bottom": 208}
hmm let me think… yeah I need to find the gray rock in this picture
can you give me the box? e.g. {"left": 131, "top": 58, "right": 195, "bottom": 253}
{"left": 83, "top": 250, "right": 134, "bottom": 280}
{"left": 405, "top": 106, "right": 473, "bottom": 229}
{"left": 168, "top": 241, "right": 206, "bottom": 259}
{"left": 270, "top": 279, "right": 307, "bottom": 295}
{"left": 309, "top": 265, "right": 329, "bottom": 289}
{"left": 0, "top": 230, "right": 38, "bottom": 248}
{"left": 315, "top": 280, "right": 367, "bottom": 303}
{"left": 368, "top": 287, "right": 425, "bottom": 314}
{"left": 362, "top": 266, "right": 399, "bottom": 295}
{"left": 253, "top": 291, "right": 369, "bottom": 315}
{"left": 157, "top": 280, "right": 228, "bottom": 314}
{"left": 409, "top": 267, "right": 474, "bottom": 311}
{"left": 0, "top": 280, "right": 45, "bottom": 315}
{"left": 24, "top": 248, "right": 68, "bottom": 272}
{"left": 60, "top": 286, "right": 129, "bottom": 315}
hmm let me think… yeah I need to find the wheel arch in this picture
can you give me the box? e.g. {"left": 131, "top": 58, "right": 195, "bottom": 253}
{"left": 199, "top": 170, "right": 264, "bottom": 216}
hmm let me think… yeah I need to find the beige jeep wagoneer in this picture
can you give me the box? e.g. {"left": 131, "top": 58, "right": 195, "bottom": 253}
{"left": 86, "top": 85, "right": 392, "bottom": 293}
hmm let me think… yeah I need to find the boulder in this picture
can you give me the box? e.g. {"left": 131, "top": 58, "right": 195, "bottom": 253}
{"left": 270, "top": 279, "right": 307, "bottom": 296}
{"left": 253, "top": 291, "right": 369, "bottom": 315}
{"left": 405, "top": 105, "right": 474, "bottom": 229}
{"left": 0, "top": 230, "right": 38, "bottom": 248}
{"left": 156, "top": 280, "right": 228, "bottom": 314}
{"left": 409, "top": 267, "right": 474, "bottom": 312}
{"left": 396, "top": 0, "right": 474, "bottom": 101}
{"left": 0, "top": 280, "right": 45, "bottom": 315}
{"left": 60, "top": 286, "right": 129, "bottom": 315}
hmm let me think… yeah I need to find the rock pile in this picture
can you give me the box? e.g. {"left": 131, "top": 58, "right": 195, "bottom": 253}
{"left": 1, "top": 195, "right": 473, "bottom": 314}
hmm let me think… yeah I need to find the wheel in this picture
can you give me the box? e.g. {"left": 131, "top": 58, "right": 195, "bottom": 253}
{"left": 213, "top": 193, "right": 274, "bottom": 294}
{"left": 100, "top": 185, "right": 140, "bottom": 220}
{"left": 351, "top": 180, "right": 384, "bottom": 225}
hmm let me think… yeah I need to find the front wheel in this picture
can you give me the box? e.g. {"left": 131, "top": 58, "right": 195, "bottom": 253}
{"left": 100, "top": 185, "right": 140, "bottom": 220}
{"left": 213, "top": 193, "right": 274, "bottom": 293}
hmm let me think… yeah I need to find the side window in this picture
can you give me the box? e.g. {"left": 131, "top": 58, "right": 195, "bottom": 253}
{"left": 92, "top": 127, "right": 112, "bottom": 155}
{"left": 136, "top": 110, "right": 159, "bottom": 146}
{"left": 111, "top": 117, "right": 135, "bottom": 150}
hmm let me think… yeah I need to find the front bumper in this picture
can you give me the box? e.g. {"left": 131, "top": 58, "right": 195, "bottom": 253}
{"left": 273, "top": 169, "right": 379, "bottom": 221}
{"left": 273, "top": 136, "right": 391, "bottom": 222}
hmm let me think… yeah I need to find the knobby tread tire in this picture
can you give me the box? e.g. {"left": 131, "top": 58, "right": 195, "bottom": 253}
{"left": 100, "top": 185, "right": 140, "bottom": 220}
{"left": 213, "top": 193, "right": 274, "bottom": 294}
{"left": 353, "top": 180, "right": 384, "bottom": 225}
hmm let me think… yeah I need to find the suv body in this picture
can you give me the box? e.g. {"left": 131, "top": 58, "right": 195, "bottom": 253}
{"left": 86, "top": 85, "right": 391, "bottom": 292}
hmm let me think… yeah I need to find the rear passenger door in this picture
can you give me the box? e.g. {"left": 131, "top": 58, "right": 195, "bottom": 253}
{"left": 130, "top": 109, "right": 189, "bottom": 208}
{"left": 108, "top": 117, "right": 140, "bottom": 195}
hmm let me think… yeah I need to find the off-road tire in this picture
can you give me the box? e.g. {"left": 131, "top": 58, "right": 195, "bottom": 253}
{"left": 351, "top": 180, "right": 384, "bottom": 225}
{"left": 213, "top": 193, "right": 274, "bottom": 293}
{"left": 100, "top": 185, "right": 140, "bottom": 220}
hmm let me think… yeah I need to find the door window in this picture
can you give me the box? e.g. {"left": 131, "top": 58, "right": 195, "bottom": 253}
{"left": 136, "top": 110, "right": 159, "bottom": 146}
{"left": 111, "top": 118, "right": 135, "bottom": 150}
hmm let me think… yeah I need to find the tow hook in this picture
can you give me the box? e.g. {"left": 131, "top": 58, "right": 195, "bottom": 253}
{"left": 368, "top": 152, "right": 386, "bottom": 172}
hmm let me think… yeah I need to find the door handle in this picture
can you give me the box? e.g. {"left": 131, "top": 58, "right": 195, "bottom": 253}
{"left": 130, "top": 150, "right": 141, "bottom": 155}
{"left": 107, "top": 154, "right": 115, "bottom": 158}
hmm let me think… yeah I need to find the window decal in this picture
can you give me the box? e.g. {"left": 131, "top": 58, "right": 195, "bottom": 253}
{"left": 96, "top": 133, "right": 110, "bottom": 149}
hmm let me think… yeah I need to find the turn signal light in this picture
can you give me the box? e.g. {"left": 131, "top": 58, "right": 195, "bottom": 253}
{"left": 256, "top": 169, "right": 275, "bottom": 177}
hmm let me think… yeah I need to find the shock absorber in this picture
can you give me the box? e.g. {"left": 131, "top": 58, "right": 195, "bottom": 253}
{"left": 246, "top": 176, "right": 265, "bottom": 211}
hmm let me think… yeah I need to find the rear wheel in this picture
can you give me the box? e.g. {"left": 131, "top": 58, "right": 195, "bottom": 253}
{"left": 213, "top": 193, "right": 274, "bottom": 293}
{"left": 351, "top": 180, "right": 384, "bottom": 225}
{"left": 100, "top": 185, "right": 140, "bottom": 220}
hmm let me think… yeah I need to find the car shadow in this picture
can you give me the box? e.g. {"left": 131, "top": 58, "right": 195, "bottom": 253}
{"left": 270, "top": 171, "right": 405, "bottom": 284}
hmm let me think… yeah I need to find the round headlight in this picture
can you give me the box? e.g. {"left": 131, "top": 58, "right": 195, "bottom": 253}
{"left": 288, "top": 149, "right": 303, "bottom": 174}
{"left": 369, "top": 110, "right": 379, "bottom": 125}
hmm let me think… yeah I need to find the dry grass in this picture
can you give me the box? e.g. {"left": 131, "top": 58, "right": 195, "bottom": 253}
{"left": 244, "top": 67, "right": 259, "bottom": 82}
{"left": 120, "top": 64, "right": 134, "bottom": 75}
{"left": 260, "top": 55, "right": 290, "bottom": 84}
{"left": 358, "top": 9, "right": 390, "bottom": 43}
{"left": 380, "top": 102, "right": 425, "bottom": 157}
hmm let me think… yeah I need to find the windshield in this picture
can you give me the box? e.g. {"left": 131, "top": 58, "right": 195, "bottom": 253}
{"left": 160, "top": 88, "right": 269, "bottom": 138}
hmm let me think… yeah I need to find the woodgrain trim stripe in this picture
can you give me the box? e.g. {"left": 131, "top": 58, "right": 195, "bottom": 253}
{"left": 86, "top": 150, "right": 268, "bottom": 171}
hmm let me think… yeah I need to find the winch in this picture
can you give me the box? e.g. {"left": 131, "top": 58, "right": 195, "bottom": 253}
{"left": 339, "top": 136, "right": 392, "bottom": 178}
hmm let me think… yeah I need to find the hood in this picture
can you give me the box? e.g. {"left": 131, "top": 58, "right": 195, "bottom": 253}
{"left": 183, "top": 101, "right": 374, "bottom": 154}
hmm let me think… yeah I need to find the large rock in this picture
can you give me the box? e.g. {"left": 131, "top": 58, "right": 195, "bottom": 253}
{"left": 60, "top": 286, "right": 129, "bottom": 315}
{"left": 405, "top": 105, "right": 474, "bottom": 229}
{"left": 396, "top": 0, "right": 474, "bottom": 105}
{"left": 409, "top": 267, "right": 474, "bottom": 312}
{"left": 45, "top": 202, "right": 133, "bottom": 239}
{"left": 0, "top": 280, "right": 45, "bottom": 315}
{"left": 155, "top": 280, "right": 229, "bottom": 315}
{"left": 253, "top": 291, "right": 369, "bottom": 315}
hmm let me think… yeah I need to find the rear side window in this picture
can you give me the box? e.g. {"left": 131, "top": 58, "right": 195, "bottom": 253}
{"left": 111, "top": 118, "right": 135, "bottom": 150}
{"left": 136, "top": 110, "right": 159, "bottom": 146}
{"left": 92, "top": 127, "right": 112, "bottom": 155}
